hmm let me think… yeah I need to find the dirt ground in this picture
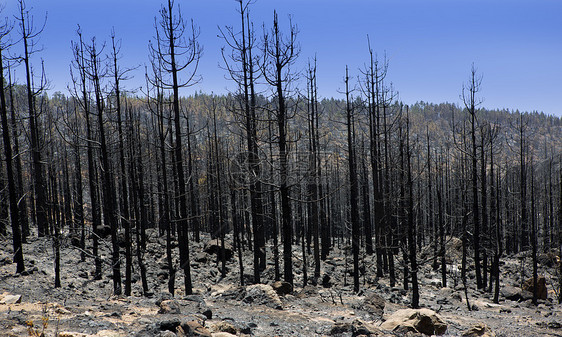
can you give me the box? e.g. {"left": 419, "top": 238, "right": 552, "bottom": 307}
{"left": 2, "top": 231, "right": 562, "bottom": 336}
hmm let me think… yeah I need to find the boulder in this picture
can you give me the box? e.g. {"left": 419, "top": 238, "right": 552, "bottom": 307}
{"left": 361, "top": 292, "right": 385, "bottom": 318}
{"left": 329, "top": 322, "right": 354, "bottom": 336}
{"left": 501, "top": 285, "right": 532, "bottom": 301}
{"left": 522, "top": 275, "right": 548, "bottom": 300}
{"left": 329, "top": 320, "right": 380, "bottom": 336}
{"left": 0, "top": 294, "right": 22, "bottom": 304}
{"left": 243, "top": 284, "right": 282, "bottom": 309}
{"left": 180, "top": 321, "right": 211, "bottom": 337}
{"left": 211, "top": 321, "right": 237, "bottom": 334}
{"left": 272, "top": 281, "right": 293, "bottom": 295}
{"left": 380, "top": 308, "right": 447, "bottom": 335}
{"left": 160, "top": 332, "right": 177, "bottom": 337}
{"left": 204, "top": 242, "right": 234, "bottom": 260}
{"left": 95, "top": 225, "right": 111, "bottom": 238}
{"left": 158, "top": 300, "right": 181, "bottom": 314}
{"left": 461, "top": 323, "right": 496, "bottom": 337}
{"left": 211, "top": 333, "right": 237, "bottom": 337}
{"left": 159, "top": 319, "right": 182, "bottom": 332}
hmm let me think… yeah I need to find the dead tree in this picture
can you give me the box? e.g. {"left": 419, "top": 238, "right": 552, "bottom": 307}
{"left": 17, "top": 0, "right": 49, "bottom": 237}
{"left": 219, "top": 0, "right": 266, "bottom": 282}
{"left": 149, "top": 0, "right": 202, "bottom": 295}
{"left": 110, "top": 30, "right": 133, "bottom": 296}
{"left": 262, "top": 11, "right": 299, "bottom": 285}
{"left": 70, "top": 28, "right": 102, "bottom": 280}
{"left": 0, "top": 17, "right": 25, "bottom": 273}
{"left": 84, "top": 37, "right": 122, "bottom": 295}
{"left": 461, "top": 64, "right": 483, "bottom": 289}
{"left": 344, "top": 66, "right": 360, "bottom": 293}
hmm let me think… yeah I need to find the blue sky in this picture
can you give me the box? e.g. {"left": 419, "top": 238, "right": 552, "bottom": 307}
{"left": 3, "top": 0, "right": 561, "bottom": 116}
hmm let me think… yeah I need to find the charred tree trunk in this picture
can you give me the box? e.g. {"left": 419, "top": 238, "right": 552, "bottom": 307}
{"left": 0, "top": 36, "right": 25, "bottom": 273}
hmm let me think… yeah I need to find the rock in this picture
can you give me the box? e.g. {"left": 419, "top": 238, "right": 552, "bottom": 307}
{"left": 201, "top": 308, "right": 213, "bottom": 319}
{"left": 59, "top": 333, "right": 86, "bottom": 337}
{"left": 194, "top": 252, "right": 208, "bottom": 263}
{"left": 329, "top": 320, "right": 379, "bottom": 336}
{"left": 20, "top": 267, "right": 38, "bottom": 276}
{"left": 156, "top": 293, "right": 174, "bottom": 305}
{"left": 94, "top": 331, "right": 122, "bottom": 337}
{"left": 0, "top": 294, "right": 22, "bottom": 304}
{"left": 522, "top": 275, "right": 548, "bottom": 300}
{"left": 211, "top": 321, "right": 237, "bottom": 334}
{"left": 380, "top": 308, "right": 447, "bottom": 335}
{"left": 180, "top": 321, "right": 211, "bottom": 337}
{"left": 329, "top": 322, "right": 353, "bottom": 335}
{"left": 322, "top": 274, "right": 332, "bottom": 288}
{"left": 243, "top": 284, "right": 283, "bottom": 309}
{"left": 0, "top": 255, "right": 12, "bottom": 266}
{"left": 204, "top": 242, "right": 234, "bottom": 260}
{"left": 211, "top": 333, "right": 236, "bottom": 337}
{"left": 69, "top": 234, "right": 82, "bottom": 248}
{"left": 184, "top": 295, "right": 205, "bottom": 303}
{"left": 461, "top": 323, "right": 496, "bottom": 337}
{"left": 296, "top": 285, "right": 318, "bottom": 298}
{"left": 160, "top": 332, "right": 177, "bottom": 337}
{"left": 501, "top": 285, "right": 532, "bottom": 301}
{"left": 537, "top": 251, "right": 558, "bottom": 267}
{"left": 548, "top": 321, "right": 562, "bottom": 329}
{"left": 272, "top": 280, "right": 293, "bottom": 295}
{"left": 160, "top": 319, "right": 182, "bottom": 331}
{"left": 96, "top": 225, "right": 111, "bottom": 238}
{"left": 158, "top": 300, "right": 181, "bottom": 314}
{"left": 361, "top": 292, "right": 385, "bottom": 318}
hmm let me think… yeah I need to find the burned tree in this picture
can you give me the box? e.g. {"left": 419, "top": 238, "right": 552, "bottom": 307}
{"left": 150, "top": 0, "right": 202, "bottom": 295}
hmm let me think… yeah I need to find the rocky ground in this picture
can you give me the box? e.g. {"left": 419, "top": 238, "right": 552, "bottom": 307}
{"left": 1, "top": 230, "right": 562, "bottom": 336}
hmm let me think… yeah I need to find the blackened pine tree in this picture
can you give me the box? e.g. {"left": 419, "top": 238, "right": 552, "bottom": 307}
{"left": 344, "top": 66, "right": 360, "bottom": 293}
{"left": 110, "top": 30, "right": 133, "bottom": 296}
{"left": 149, "top": 0, "right": 202, "bottom": 295}
{"left": 84, "top": 37, "right": 122, "bottom": 295}
{"left": 70, "top": 28, "right": 102, "bottom": 280}
{"left": 0, "top": 17, "right": 25, "bottom": 273}
{"left": 306, "top": 58, "right": 321, "bottom": 280}
{"left": 219, "top": 0, "right": 266, "bottom": 283}
{"left": 461, "top": 64, "right": 483, "bottom": 289}
{"left": 17, "top": 0, "right": 49, "bottom": 238}
{"left": 405, "top": 108, "right": 419, "bottom": 309}
{"left": 262, "top": 10, "right": 300, "bottom": 286}
{"left": 7, "top": 68, "right": 30, "bottom": 242}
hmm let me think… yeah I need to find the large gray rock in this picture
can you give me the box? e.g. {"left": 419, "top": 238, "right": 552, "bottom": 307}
{"left": 380, "top": 308, "right": 447, "bottom": 335}
{"left": 243, "top": 284, "right": 282, "bottom": 309}
{"left": 461, "top": 323, "right": 496, "bottom": 337}
{"left": 329, "top": 320, "right": 381, "bottom": 336}
{"left": 210, "top": 321, "right": 237, "bottom": 334}
{"left": 501, "top": 285, "right": 533, "bottom": 301}
{"left": 361, "top": 292, "right": 385, "bottom": 318}
{"left": 272, "top": 281, "right": 293, "bottom": 295}
{"left": 179, "top": 321, "right": 211, "bottom": 337}
{"left": 158, "top": 300, "right": 181, "bottom": 314}
{"left": 0, "top": 294, "right": 22, "bottom": 304}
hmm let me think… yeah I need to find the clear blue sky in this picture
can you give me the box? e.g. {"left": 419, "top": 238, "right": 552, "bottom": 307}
{"left": 4, "top": 0, "right": 561, "bottom": 116}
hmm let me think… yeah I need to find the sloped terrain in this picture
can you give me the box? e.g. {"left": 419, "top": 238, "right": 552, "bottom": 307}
{"left": 1, "top": 231, "right": 562, "bottom": 336}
